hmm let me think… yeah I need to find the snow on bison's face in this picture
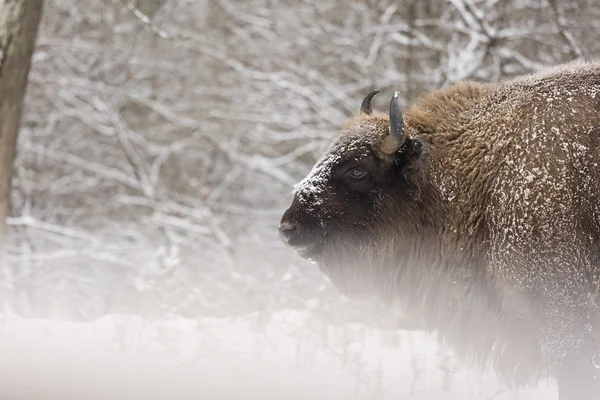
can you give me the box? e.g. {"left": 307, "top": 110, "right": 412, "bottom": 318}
{"left": 278, "top": 91, "right": 431, "bottom": 296}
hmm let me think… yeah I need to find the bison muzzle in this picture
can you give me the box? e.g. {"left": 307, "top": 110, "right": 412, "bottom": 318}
{"left": 279, "top": 61, "right": 600, "bottom": 400}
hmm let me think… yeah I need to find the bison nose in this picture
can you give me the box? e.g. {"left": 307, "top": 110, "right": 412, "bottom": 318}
{"left": 279, "top": 221, "right": 299, "bottom": 244}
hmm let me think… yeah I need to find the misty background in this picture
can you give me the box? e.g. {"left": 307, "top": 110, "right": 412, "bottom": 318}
{"left": 1, "top": 0, "right": 598, "bottom": 399}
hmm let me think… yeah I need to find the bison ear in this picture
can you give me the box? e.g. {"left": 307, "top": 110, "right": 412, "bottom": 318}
{"left": 381, "top": 92, "right": 406, "bottom": 155}
{"left": 393, "top": 137, "right": 429, "bottom": 177}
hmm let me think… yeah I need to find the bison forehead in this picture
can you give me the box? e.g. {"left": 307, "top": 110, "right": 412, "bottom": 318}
{"left": 292, "top": 152, "right": 339, "bottom": 208}
{"left": 292, "top": 132, "right": 377, "bottom": 208}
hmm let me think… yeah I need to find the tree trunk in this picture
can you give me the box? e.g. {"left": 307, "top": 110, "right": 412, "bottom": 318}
{"left": 0, "top": 1, "right": 43, "bottom": 248}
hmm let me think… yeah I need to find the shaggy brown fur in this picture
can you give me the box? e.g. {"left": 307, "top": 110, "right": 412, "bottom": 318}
{"left": 280, "top": 60, "right": 600, "bottom": 399}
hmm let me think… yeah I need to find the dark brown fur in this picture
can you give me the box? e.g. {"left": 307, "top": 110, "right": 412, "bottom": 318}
{"left": 280, "top": 60, "right": 600, "bottom": 399}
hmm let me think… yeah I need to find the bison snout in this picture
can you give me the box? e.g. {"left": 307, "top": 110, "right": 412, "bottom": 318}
{"left": 279, "top": 209, "right": 322, "bottom": 260}
{"left": 278, "top": 221, "right": 299, "bottom": 244}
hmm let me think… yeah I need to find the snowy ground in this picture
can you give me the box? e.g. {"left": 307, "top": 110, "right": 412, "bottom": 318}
{"left": 0, "top": 309, "right": 556, "bottom": 400}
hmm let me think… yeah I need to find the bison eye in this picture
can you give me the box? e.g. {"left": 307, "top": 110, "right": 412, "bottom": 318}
{"left": 347, "top": 167, "right": 367, "bottom": 179}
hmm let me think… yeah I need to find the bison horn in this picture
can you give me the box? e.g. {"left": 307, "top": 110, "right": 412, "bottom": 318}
{"left": 360, "top": 89, "right": 381, "bottom": 115}
{"left": 381, "top": 91, "right": 406, "bottom": 154}
{"left": 389, "top": 92, "right": 405, "bottom": 142}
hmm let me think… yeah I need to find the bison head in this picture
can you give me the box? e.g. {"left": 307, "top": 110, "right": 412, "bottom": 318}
{"left": 279, "top": 90, "right": 438, "bottom": 298}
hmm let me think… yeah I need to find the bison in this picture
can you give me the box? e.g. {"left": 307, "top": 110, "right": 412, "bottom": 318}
{"left": 279, "top": 60, "right": 600, "bottom": 399}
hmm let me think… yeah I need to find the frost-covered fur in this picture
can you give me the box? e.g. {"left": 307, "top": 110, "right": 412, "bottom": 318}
{"left": 281, "top": 60, "right": 600, "bottom": 397}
